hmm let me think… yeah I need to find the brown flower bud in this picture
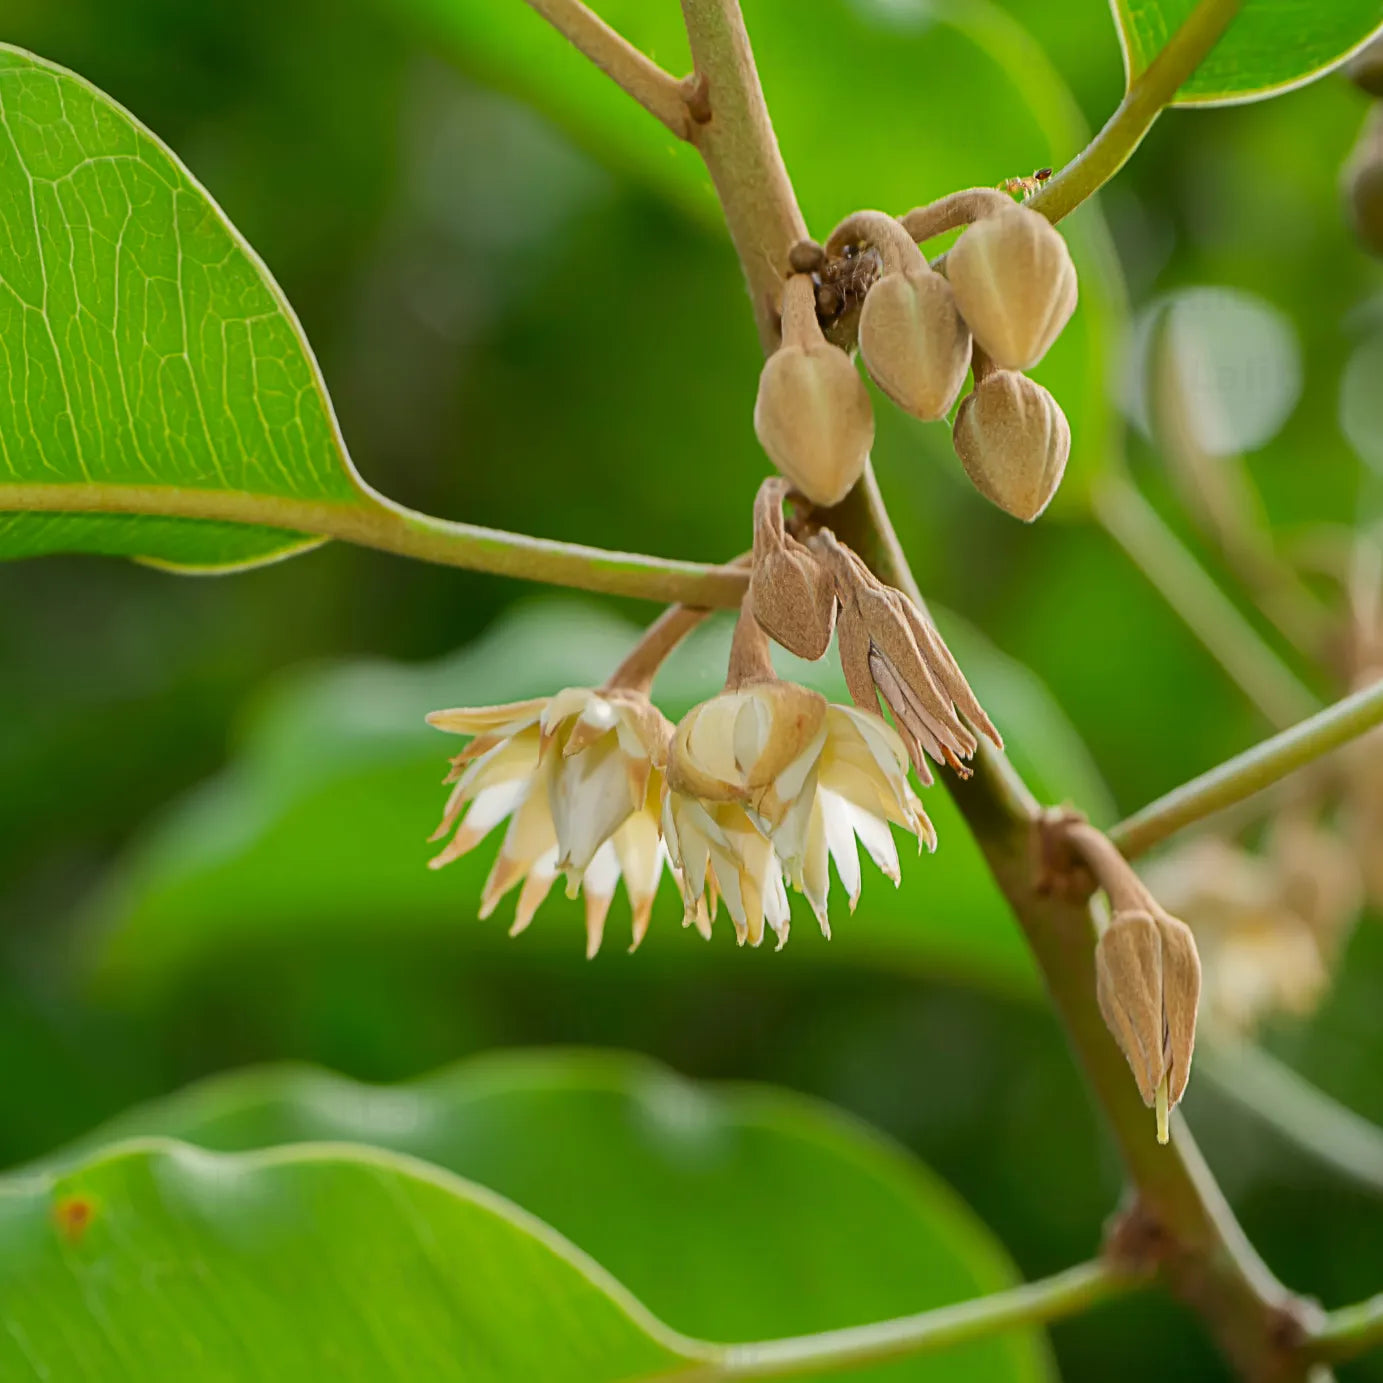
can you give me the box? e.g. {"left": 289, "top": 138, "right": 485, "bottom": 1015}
{"left": 1096, "top": 908, "right": 1201, "bottom": 1144}
{"left": 755, "top": 275, "right": 874, "bottom": 506}
{"left": 811, "top": 529, "right": 1001, "bottom": 782}
{"left": 859, "top": 266, "right": 972, "bottom": 421}
{"left": 1345, "top": 108, "right": 1383, "bottom": 258}
{"left": 749, "top": 477, "right": 837, "bottom": 660}
{"left": 953, "top": 368, "right": 1070, "bottom": 522}
{"left": 945, "top": 205, "right": 1077, "bottom": 370}
{"left": 824, "top": 210, "right": 972, "bottom": 422}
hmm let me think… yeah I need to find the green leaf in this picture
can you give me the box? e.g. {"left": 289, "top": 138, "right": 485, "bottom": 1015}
{"left": 403, "top": 0, "right": 1125, "bottom": 508}
{"left": 0, "top": 45, "right": 385, "bottom": 570}
{"left": 0, "top": 1137, "right": 691, "bottom": 1381}
{"left": 82, "top": 600, "right": 1111, "bottom": 1001}
{"left": 1112, "top": 0, "right": 1383, "bottom": 105}
{"left": 40, "top": 1049, "right": 1053, "bottom": 1382}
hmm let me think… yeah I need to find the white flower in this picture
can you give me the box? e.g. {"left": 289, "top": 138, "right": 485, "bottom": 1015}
{"left": 661, "top": 790, "right": 792, "bottom": 948}
{"left": 427, "top": 687, "right": 673, "bottom": 955}
{"left": 771, "top": 704, "right": 934, "bottom": 937}
{"left": 665, "top": 681, "right": 932, "bottom": 943}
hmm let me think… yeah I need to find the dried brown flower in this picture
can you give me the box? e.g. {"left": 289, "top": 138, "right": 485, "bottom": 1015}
{"left": 749, "top": 477, "right": 837, "bottom": 661}
{"left": 810, "top": 529, "right": 1001, "bottom": 782}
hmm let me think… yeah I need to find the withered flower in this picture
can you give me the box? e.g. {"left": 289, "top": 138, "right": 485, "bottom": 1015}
{"left": 749, "top": 477, "right": 837, "bottom": 661}
{"left": 810, "top": 529, "right": 1001, "bottom": 782}
{"left": 427, "top": 686, "right": 674, "bottom": 956}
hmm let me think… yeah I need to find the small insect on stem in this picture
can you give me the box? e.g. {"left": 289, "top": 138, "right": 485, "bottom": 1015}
{"left": 997, "top": 167, "right": 1054, "bottom": 201}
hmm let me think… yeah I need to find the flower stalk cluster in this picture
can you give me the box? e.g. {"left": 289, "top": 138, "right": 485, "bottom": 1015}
{"left": 751, "top": 188, "right": 1077, "bottom": 523}
{"left": 428, "top": 478, "right": 1000, "bottom": 954}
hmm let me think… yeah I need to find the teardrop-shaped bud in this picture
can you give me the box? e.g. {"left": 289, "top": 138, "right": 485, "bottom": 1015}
{"left": 946, "top": 206, "right": 1077, "bottom": 370}
{"left": 1345, "top": 109, "right": 1383, "bottom": 258}
{"left": 953, "top": 370, "right": 1070, "bottom": 521}
{"left": 754, "top": 341, "right": 873, "bottom": 506}
{"left": 755, "top": 274, "right": 874, "bottom": 506}
{"left": 858, "top": 266, "right": 972, "bottom": 421}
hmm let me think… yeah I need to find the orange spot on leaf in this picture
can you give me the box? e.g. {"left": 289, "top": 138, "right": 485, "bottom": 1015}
{"left": 53, "top": 1193, "right": 97, "bottom": 1245}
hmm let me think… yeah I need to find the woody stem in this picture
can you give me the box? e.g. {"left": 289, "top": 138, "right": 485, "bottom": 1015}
{"left": 676, "top": 3, "right": 1315, "bottom": 1378}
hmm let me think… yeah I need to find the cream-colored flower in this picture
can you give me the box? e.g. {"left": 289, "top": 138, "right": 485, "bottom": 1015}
{"left": 665, "top": 679, "right": 931, "bottom": 943}
{"left": 427, "top": 687, "right": 673, "bottom": 956}
{"left": 661, "top": 789, "right": 791, "bottom": 948}
{"left": 771, "top": 704, "right": 934, "bottom": 936}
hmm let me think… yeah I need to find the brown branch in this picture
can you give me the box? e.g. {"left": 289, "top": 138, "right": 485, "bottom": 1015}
{"left": 675, "top": 3, "right": 1321, "bottom": 1377}
{"left": 678, "top": 0, "right": 808, "bottom": 350}
{"left": 522, "top": 0, "right": 692, "bottom": 138}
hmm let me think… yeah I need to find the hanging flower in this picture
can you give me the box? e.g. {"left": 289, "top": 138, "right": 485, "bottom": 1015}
{"left": 810, "top": 529, "right": 1001, "bottom": 782}
{"left": 663, "top": 605, "right": 932, "bottom": 943}
{"left": 427, "top": 686, "right": 674, "bottom": 956}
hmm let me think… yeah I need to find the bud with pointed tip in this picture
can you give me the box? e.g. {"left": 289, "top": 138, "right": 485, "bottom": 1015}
{"left": 1096, "top": 908, "right": 1201, "bottom": 1144}
{"left": 953, "top": 366, "right": 1070, "bottom": 521}
{"left": 755, "top": 274, "right": 873, "bottom": 506}
{"left": 749, "top": 477, "right": 837, "bottom": 660}
{"left": 946, "top": 204, "right": 1077, "bottom": 370}
{"left": 828, "top": 210, "right": 972, "bottom": 422}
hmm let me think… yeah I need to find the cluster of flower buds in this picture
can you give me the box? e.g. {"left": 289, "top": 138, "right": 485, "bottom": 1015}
{"left": 756, "top": 188, "right": 1077, "bottom": 523}
{"left": 1345, "top": 39, "right": 1383, "bottom": 256}
{"left": 427, "top": 479, "right": 1001, "bottom": 956}
{"left": 1043, "top": 813, "right": 1202, "bottom": 1144}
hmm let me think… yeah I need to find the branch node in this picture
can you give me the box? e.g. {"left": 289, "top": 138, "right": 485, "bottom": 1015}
{"left": 1032, "top": 806, "right": 1096, "bottom": 903}
{"left": 681, "top": 70, "right": 712, "bottom": 124}
{"left": 1102, "top": 1196, "right": 1171, "bottom": 1275}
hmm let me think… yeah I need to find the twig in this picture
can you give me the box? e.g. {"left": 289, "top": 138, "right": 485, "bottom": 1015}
{"left": 658, "top": 1261, "right": 1133, "bottom": 1380}
{"left": 1109, "top": 675, "right": 1383, "bottom": 858}
{"left": 522, "top": 0, "right": 691, "bottom": 138}
{"left": 1198, "top": 1041, "right": 1383, "bottom": 1197}
{"left": 679, "top": 0, "right": 808, "bottom": 350}
{"left": 1093, "top": 474, "right": 1319, "bottom": 730}
{"left": 1, "top": 481, "right": 748, "bottom": 608}
{"left": 1026, "top": 0, "right": 1245, "bottom": 225}
{"left": 1310, "top": 1293, "right": 1383, "bottom": 1366}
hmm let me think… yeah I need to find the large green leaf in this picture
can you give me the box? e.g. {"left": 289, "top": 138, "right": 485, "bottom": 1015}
{"left": 39, "top": 1049, "right": 1052, "bottom": 1382}
{"left": 402, "top": 0, "right": 1124, "bottom": 509}
{"left": 1112, "top": 0, "right": 1383, "bottom": 106}
{"left": 0, "top": 45, "right": 393, "bottom": 571}
{"left": 82, "top": 601, "right": 1111, "bottom": 1001}
{"left": 0, "top": 1137, "right": 691, "bottom": 1381}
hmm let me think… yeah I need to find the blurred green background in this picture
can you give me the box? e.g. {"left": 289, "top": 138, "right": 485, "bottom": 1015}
{"left": 2, "top": 0, "right": 1382, "bottom": 1378}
